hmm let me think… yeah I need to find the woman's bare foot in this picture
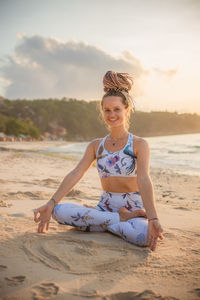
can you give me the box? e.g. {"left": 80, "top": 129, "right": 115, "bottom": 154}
{"left": 118, "top": 207, "right": 147, "bottom": 222}
{"left": 83, "top": 204, "right": 95, "bottom": 209}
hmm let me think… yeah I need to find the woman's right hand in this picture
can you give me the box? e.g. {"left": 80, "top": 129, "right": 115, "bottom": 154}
{"left": 33, "top": 201, "right": 55, "bottom": 233}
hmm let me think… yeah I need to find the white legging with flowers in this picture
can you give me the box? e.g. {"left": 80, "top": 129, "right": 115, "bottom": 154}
{"left": 52, "top": 191, "right": 148, "bottom": 247}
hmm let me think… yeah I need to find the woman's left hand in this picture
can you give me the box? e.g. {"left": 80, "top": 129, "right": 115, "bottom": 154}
{"left": 148, "top": 219, "right": 164, "bottom": 251}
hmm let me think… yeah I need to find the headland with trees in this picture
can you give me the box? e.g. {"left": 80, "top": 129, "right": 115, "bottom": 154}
{"left": 0, "top": 97, "right": 199, "bottom": 141}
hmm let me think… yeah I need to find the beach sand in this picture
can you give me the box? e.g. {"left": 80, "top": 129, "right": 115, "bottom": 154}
{"left": 0, "top": 141, "right": 200, "bottom": 300}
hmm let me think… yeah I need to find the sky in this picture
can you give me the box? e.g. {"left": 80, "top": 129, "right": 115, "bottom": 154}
{"left": 0, "top": 0, "right": 200, "bottom": 114}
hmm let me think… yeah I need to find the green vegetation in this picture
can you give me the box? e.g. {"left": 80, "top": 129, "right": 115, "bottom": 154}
{"left": 131, "top": 111, "right": 200, "bottom": 136}
{"left": 0, "top": 97, "right": 199, "bottom": 139}
{"left": 0, "top": 113, "right": 40, "bottom": 138}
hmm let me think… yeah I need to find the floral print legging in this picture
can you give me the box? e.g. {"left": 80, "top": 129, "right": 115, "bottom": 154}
{"left": 52, "top": 191, "right": 148, "bottom": 247}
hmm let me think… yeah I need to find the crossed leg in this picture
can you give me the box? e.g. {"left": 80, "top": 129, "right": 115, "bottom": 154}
{"left": 52, "top": 202, "right": 148, "bottom": 246}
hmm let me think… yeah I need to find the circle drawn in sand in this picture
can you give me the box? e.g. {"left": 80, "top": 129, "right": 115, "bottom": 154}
{"left": 22, "top": 233, "right": 147, "bottom": 275}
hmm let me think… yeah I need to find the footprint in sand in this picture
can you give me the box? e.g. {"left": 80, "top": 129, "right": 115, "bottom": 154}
{"left": 7, "top": 191, "right": 50, "bottom": 200}
{"left": 0, "top": 200, "right": 12, "bottom": 207}
{"left": 0, "top": 265, "right": 7, "bottom": 271}
{"left": 40, "top": 178, "right": 59, "bottom": 188}
{"left": 104, "top": 289, "right": 179, "bottom": 300}
{"left": 32, "top": 282, "right": 59, "bottom": 300}
{"left": 66, "top": 189, "right": 85, "bottom": 198}
{"left": 5, "top": 275, "right": 26, "bottom": 286}
{"left": 173, "top": 206, "right": 190, "bottom": 211}
{"left": 190, "top": 288, "right": 200, "bottom": 298}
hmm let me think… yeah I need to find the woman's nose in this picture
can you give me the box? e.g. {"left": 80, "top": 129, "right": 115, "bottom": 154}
{"left": 109, "top": 110, "right": 115, "bottom": 116}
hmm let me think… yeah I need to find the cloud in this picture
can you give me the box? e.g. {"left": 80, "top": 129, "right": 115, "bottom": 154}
{"left": 153, "top": 67, "right": 178, "bottom": 79}
{"left": 0, "top": 35, "right": 147, "bottom": 100}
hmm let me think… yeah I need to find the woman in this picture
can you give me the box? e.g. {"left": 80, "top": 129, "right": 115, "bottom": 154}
{"left": 34, "top": 70, "right": 163, "bottom": 251}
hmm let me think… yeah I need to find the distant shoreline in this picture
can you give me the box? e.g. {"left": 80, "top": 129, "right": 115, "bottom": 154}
{"left": 0, "top": 131, "right": 199, "bottom": 147}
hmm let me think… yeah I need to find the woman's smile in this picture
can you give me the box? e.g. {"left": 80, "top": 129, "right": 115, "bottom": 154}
{"left": 108, "top": 117, "right": 119, "bottom": 122}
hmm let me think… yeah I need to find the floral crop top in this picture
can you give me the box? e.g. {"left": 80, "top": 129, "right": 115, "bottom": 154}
{"left": 96, "top": 133, "right": 137, "bottom": 178}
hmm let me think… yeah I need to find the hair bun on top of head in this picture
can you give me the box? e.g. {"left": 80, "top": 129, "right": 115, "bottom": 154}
{"left": 103, "top": 70, "right": 133, "bottom": 93}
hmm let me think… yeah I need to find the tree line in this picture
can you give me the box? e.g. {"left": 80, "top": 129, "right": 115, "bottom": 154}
{"left": 0, "top": 97, "right": 199, "bottom": 139}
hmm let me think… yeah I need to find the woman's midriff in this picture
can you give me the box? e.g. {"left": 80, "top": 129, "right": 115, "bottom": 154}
{"left": 101, "top": 177, "right": 139, "bottom": 193}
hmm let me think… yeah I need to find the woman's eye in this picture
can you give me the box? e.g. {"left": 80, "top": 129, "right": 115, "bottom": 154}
{"left": 104, "top": 108, "right": 120, "bottom": 113}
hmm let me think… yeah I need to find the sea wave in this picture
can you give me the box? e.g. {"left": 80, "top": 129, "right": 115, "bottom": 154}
{"left": 44, "top": 133, "right": 200, "bottom": 176}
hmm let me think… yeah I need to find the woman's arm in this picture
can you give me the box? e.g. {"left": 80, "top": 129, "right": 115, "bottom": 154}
{"left": 34, "top": 139, "right": 98, "bottom": 233}
{"left": 136, "top": 138, "right": 157, "bottom": 219}
{"left": 48, "top": 140, "right": 97, "bottom": 205}
{"left": 136, "top": 138, "right": 163, "bottom": 250}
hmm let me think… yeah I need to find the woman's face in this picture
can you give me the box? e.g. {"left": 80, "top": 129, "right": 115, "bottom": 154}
{"left": 102, "top": 96, "right": 128, "bottom": 128}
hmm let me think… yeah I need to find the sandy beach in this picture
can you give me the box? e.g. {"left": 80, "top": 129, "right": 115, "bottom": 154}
{"left": 0, "top": 141, "right": 200, "bottom": 300}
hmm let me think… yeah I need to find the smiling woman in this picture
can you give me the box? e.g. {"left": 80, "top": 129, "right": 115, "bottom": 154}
{"left": 34, "top": 70, "right": 163, "bottom": 251}
{"left": 101, "top": 71, "right": 134, "bottom": 129}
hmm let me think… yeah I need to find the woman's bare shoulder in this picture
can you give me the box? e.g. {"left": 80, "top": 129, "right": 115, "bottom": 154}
{"left": 132, "top": 135, "right": 150, "bottom": 154}
{"left": 88, "top": 138, "right": 104, "bottom": 155}
{"left": 133, "top": 134, "right": 148, "bottom": 144}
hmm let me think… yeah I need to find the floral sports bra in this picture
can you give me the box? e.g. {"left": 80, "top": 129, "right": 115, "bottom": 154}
{"left": 96, "top": 133, "right": 137, "bottom": 178}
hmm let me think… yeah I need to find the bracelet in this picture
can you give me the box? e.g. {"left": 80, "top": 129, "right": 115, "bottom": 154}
{"left": 148, "top": 217, "right": 159, "bottom": 222}
{"left": 50, "top": 198, "right": 57, "bottom": 206}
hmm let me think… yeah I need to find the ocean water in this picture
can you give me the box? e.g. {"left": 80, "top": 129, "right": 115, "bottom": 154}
{"left": 146, "top": 133, "right": 200, "bottom": 176}
{"left": 45, "top": 133, "right": 200, "bottom": 177}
